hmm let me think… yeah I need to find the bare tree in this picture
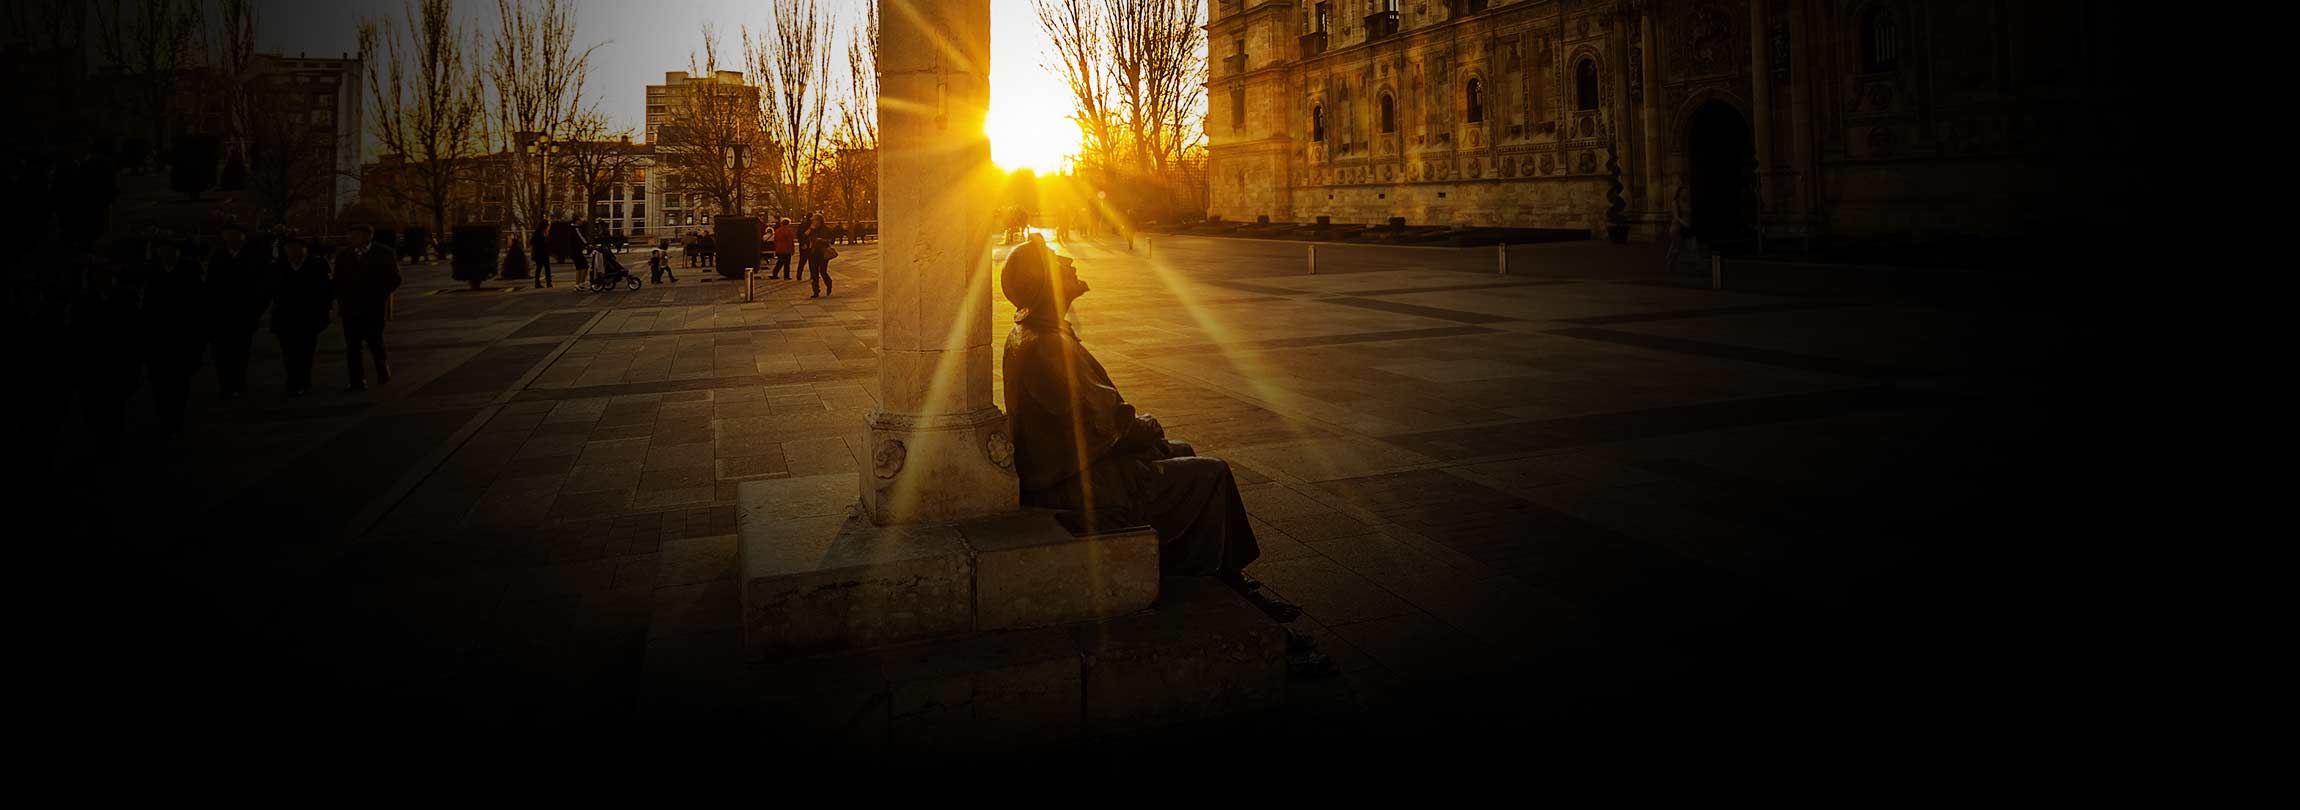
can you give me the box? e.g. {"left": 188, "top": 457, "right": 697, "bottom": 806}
{"left": 1103, "top": 0, "right": 1202, "bottom": 175}
{"left": 2, "top": 0, "right": 86, "bottom": 50}
{"left": 1036, "top": 0, "right": 1207, "bottom": 218}
{"left": 747, "top": 0, "right": 834, "bottom": 215}
{"left": 214, "top": 0, "right": 258, "bottom": 150}
{"left": 1034, "top": 0, "right": 1119, "bottom": 177}
{"left": 483, "top": 0, "right": 599, "bottom": 231}
{"left": 359, "top": 0, "right": 488, "bottom": 237}
{"left": 656, "top": 24, "right": 762, "bottom": 218}
{"left": 557, "top": 109, "right": 645, "bottom": 216}
{"left": 94, "top": 0, "right": 207, "bottom": 163}
{"left": 1137, "top": 0, "right": 1205, "bottom": 176}
{"left": 818, "top": 4, "right": 879, "bottom": 226}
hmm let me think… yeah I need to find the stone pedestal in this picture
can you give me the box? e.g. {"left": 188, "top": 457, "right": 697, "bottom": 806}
{"left": 746, "top": 576, "right": 1287, "bottom": 751}
{"left": 864, "top": 0, "right": 1014, "bottom": 525}
{"left": 739, "top": 474, "right": 1161, "bottom": 662}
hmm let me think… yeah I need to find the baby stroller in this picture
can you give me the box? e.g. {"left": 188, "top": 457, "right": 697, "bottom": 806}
{"left": 577, "top": 243, "right": 641, "bottom": 292}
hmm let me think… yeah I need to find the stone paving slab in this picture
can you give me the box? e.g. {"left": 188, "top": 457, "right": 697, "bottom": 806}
{"left": 71, "top": 232, "right": 2022, "bottom": 744}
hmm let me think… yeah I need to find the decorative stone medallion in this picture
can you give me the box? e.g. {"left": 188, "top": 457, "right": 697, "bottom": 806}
{"left": 985, "top": 431, "right": 1014, "bottom": 469}
{"left": 873, "top": 438, "right": 907, "bottom": 479}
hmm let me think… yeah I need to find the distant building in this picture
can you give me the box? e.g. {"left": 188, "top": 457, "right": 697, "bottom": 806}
{"left": 248, "top": 53, "right": 364, "bottom": 223}
{"left": 644, "top": 69, "right": 755, "bottom": 143}
{"left": 1206, "top": 0, "right": 2124, "bottom": 243}
{"left": 644, "top": 70, "right": 765, "bottom": 230}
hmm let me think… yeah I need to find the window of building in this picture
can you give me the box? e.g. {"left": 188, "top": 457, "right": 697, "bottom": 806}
{"left": 1575, "top": 59, "right": 1599, "bottom": 111}
{"left": 1315, "top": 2, "right": 1330, "bottom": 33}
{"left": 1465, "top": 79, "right": 1483, "bottom": 123}
{"left": 1312, "top": 104, "right": 1326, "bottom": 142}
{"left": 1861, "top": 6, "right": 1899, "bottom": 72}
{"left": 1379, "top": 94, "right": 1395, "bottom": 133}
{"left": 1231, "top": 86, "right": 1246, "bottom": 132}
{"left": 631, "top": 203, "right": 645, "bottom": 220}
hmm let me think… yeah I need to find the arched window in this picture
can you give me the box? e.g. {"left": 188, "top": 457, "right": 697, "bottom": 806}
{"left": 1465, "top": 79, "right": 1483, "bottom": 124}
{"left": 1861, "top": 6, "right": 1900, "bottom": 72}
{"left": 1312, "top": 104, "right": 1326, "bottom": 142}
{"left": 1575, "top": 59, "right": 1599, "bottom": 111}
{"left": 1379, "top": 94, "right": 1395, "bottom": 133}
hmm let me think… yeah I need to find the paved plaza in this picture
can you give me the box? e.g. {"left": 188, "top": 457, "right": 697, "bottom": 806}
{"left": 52, "top": 231, "right": 2073, "bottom": 750}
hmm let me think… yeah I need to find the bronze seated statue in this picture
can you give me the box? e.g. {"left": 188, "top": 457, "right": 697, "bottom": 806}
{"left": 998, "top": 235, "right": 1331, "bottom": 676}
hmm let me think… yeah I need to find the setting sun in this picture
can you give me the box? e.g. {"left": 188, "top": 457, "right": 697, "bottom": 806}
{"left": 988, "top": 0, "right": 1078, "bottom": 174}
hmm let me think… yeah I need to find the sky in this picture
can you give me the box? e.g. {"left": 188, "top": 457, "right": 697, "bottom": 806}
{"left": 256, "top": 0, "right": 1083, "bottom": 172}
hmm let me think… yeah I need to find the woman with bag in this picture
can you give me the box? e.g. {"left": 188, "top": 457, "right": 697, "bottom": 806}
{"left": 806, "top": 214, "right": 837, "bottom": 298}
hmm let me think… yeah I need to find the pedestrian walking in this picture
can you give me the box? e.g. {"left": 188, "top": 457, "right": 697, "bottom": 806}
{"left": 333, "top": 224, "right": 400, "bottom": 392}
{"left": 69, "top": 256, "right": 141, "bottom": 455}
{"left": 203, "top": 223, "right": 272, "bottom": 399}
{"left": 530, "top": 225, "right": 553, "bottom": 288}
{"left": 791, "top": 216, "right": 812, "bottom": 282}
{"left": 649, "top": 247, "right": 677, "bottom": 284}
{"left": 269, "top": 237, "right": 332, "bottom": 397}
{"left": 807, "top": 214, "right": 837, "bottom": 299}
{"left": 138, "top": 239, "right": 206, "bottom": 438}
{"left": 770, "top": 217, "right": 796, "bottom": 279}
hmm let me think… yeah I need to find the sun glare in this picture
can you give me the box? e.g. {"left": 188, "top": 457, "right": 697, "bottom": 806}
{"left": 988, "top": 0, "right": 1077, "bottom": 174}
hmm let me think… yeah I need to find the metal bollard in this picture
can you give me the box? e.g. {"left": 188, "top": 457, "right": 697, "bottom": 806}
{"left": 1709, "top": 253, "right": 1722, "bottom": 290}
{"left": 1307, "top": 243, "right": 1317, "bottom": 275}
{"left": 1145, "top": 236, "right": 1152, "bottom": 259}
{"left": 1497, "top": 243, "right": 1508, "bottom": 275}
{"left": 745, "top": 267, "right": 756, "bottom": 301}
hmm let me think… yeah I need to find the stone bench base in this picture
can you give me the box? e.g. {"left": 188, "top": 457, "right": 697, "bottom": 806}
{"left": 750, "top": 577, "right": 1287, "bottom": 750}
{"left": 734, "top": 473, "right": 1287, "bottom": 748}
{"left": 737, "top": 474, "right": 1163, "bottom": 661}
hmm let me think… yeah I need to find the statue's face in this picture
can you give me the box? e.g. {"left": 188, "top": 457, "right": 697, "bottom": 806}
{"left": 1059, "top": 259, "right": 1088, "bottom": 300}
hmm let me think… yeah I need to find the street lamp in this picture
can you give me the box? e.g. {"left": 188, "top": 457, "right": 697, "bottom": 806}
{"left": 525, "top": 133, "right": 562, "bottom": 228}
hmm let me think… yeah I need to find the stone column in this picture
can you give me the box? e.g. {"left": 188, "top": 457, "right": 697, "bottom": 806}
{"left": 863, "top": 0, "right": 1018, "bottom": 525}
{"left": 1749, "top": 0, "right": 1772, "bottom": 213}
{"left": 1786, "top": 0, "right": 1815, "bottom": 233}
{"left": 1635, "top": 7, "right": 1664, "bottom": 236}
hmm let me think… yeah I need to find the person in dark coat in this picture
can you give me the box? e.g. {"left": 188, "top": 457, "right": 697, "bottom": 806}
{"left": 269, "top": 238, "right": 333, "bottom": 396}
{"left": 530, "top": 225, "right": 552, "bottom": 288}
{"left": 203, "top": 223, "right": 273, "bottom": 399}
{"left": 805, "top": 214, "right": 835, "bottom": 298}
{"left": 69, "top": 256, "right": 142, "bottom": 455}
{"left": 789, "top": 216, "right": 812, "bottom": 282}
{"left": 138, "top": 240, "right": 207, "bottom": 438}
{"left": 503, "top": 235, "right": 531, "bottom": 281}
{"left": 999, "top": 238, "right": 1316, "bottom": 634}
{"left": 332, "top": 224, "right": 400, "bottom": 391}
{"left": 548, "top": 215, "right": 589, "bottom": 271}
{"left": 649, "top": 247, "right": 676, "bottom": 284}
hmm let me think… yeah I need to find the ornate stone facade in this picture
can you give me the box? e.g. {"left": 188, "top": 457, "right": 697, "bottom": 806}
{"left": 1205, "top": 0, "right": 2121, "bottom": 242}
